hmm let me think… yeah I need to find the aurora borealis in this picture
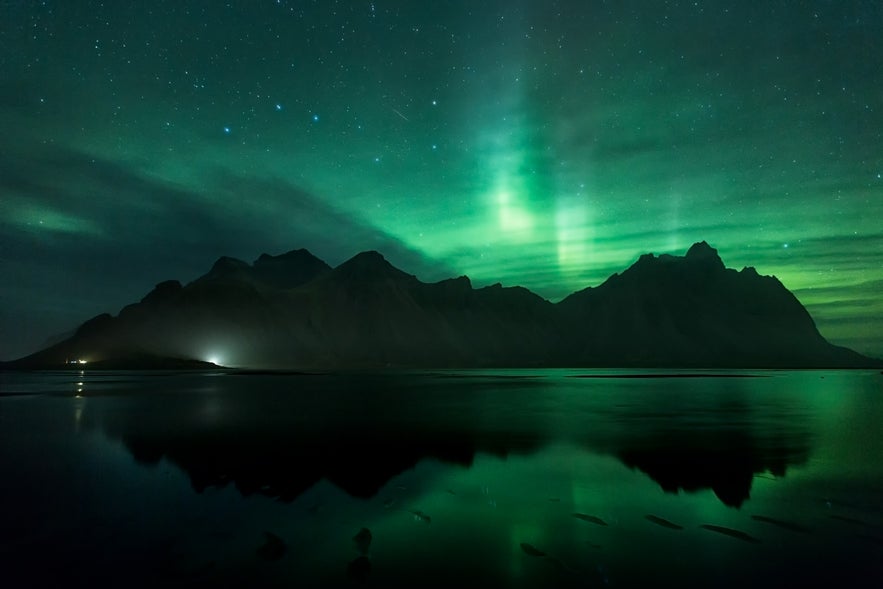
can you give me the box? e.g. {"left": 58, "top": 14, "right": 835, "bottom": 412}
{"left": 1, "top": 1, "right": 881, "bottom": 360}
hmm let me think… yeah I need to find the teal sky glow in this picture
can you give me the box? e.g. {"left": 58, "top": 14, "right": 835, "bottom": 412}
{"left": 1, "top": 1, "right": 881, "bottom": 359}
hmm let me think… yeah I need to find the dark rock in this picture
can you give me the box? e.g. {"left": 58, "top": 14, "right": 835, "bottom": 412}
{"left": 256, "top": 531, "right": 286, "bottom": 561}
{"left": 352, "top": 527, "right": 372, "bottom": 555}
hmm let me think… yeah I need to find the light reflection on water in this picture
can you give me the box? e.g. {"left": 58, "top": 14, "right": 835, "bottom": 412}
{"left": 0, "top": 369, "right": 881, "bottom": 587}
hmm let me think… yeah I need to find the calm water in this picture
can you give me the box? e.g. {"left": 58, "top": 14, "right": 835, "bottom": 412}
{"left": 1, "top": 369, "right": 882, "bottom": 588}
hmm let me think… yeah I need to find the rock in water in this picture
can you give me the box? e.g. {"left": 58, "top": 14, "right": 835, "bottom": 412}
{"left": 645, "top": 515, "right": 684, "bottom": 530}
{"left": 700, "top": 524, "right": 760, "bottom": 544}
{"left": 751, "top": 515, "right": 810, "bottom": 534}
{"left": 353, "top": 527, "right": 372, "bottom": 555}
{"left": 573, "top": 513, "right": 608, "bottom": 526}
{"left": 520, "top": 543, "right": 546, "bottom": 557}
{"left": 256, "top": 531, "right": 286, "bottom": 561}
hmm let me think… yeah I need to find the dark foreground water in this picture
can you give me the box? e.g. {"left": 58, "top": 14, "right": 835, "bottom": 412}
{"left": 1, "top": 369, "right": 882, "bottom": 588}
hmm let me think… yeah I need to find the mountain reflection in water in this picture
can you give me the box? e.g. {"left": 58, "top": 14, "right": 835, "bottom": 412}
{"left": 90, "top": 373, "right": 811, "bottom": 507}
{"left": 1, "top": 369, "right": 881, "bottom": 588}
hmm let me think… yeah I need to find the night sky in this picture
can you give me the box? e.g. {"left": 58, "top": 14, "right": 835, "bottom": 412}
{"left": 1, "top": 1, "right": 881, "bottom": 360}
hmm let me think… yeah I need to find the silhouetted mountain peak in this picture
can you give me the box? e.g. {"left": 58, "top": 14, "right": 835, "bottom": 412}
{"left": 254, "top": 248, "right": 323, "bottom": 266}
{"left": 624, "top": 242, "right": 725, "bottom": 277}
{"left": 196, "top": 250, "right": 331, "bottom": 290}
{"left": 208, "top": 256, "right": 250, "bottom": 276}
{"left": 332, "top": 250, "right": 416, "bottom": 282}
{"left": 687, "top": 240, "right": 713, "bottom": 255}
{"left": 251, "top": 248, "right": 331, "bottom": 289}
{"left": 635, "top": 253, "right": 657, "bottom": 266}
{"left": 445, "top": 275, "right": 472, "bottom": 287}
{"left": 686, "top": 240, "right": 725, "bottom": 269}
{"left": 74, "top": 313, "right": 114, "bottom": 337}
{"left": 346, "top": 250, "right": 387, "bottom": 265}
{"left": 141, "top": 280, "right": 182, "bottom": 305}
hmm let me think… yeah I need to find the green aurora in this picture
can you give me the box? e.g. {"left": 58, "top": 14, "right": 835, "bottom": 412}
{"left": 1, "top": 1, "right": 881, "bottom": 359}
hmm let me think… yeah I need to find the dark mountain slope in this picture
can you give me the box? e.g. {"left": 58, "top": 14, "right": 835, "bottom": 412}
{"left": 558, "top": 241, "right": 863, "bottom": 367}
{"left": 4, "top": 241, "right": 877, "bottom": 369}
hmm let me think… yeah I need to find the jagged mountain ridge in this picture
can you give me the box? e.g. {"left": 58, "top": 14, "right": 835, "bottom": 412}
{"left": 557, "top": 241, "right": 840, "bottom": 366}
{"left": 6, "top": 242, "right": 877, "bottom": 368}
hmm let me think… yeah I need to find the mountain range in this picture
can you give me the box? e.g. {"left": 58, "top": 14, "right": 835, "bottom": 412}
{"left": 5, "top": 241, "right": 878, "bottom": 369}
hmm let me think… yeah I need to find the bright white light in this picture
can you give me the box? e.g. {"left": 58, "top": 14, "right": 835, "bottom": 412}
{"left": 208, "top": 357, "right": 220, "bottom": 366}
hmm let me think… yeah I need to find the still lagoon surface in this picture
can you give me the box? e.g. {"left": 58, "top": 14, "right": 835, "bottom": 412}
{"left": 1, "top": 369, "right": 882, "bottom": 587}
